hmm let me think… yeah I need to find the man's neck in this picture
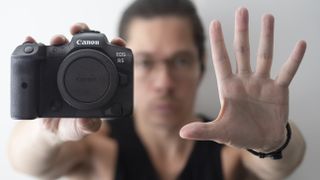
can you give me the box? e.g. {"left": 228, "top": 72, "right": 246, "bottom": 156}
{"left": 133, "top": 114, "right": 200, "bottom": 179}
{"left": 134, "top": 114, "right": 198, "bottom": 156}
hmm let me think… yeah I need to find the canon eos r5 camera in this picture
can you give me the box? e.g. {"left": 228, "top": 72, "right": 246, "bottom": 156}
{"left": 11, "top": 30, "right": 133, "bottom": 119}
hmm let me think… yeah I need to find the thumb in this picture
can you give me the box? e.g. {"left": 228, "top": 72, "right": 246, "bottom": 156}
{"left": 77, "top": 118, "right": 102, "bottom": 134}
{"left": 179, "top": 121, "right": 224, "bottom": 141}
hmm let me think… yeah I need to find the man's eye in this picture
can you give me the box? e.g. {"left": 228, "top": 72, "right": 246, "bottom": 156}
{"left": 136, "top": 59, "right": 154, "bottom": 68}
{"left": 173, "top": 57, "right": 192, "bottom": 67}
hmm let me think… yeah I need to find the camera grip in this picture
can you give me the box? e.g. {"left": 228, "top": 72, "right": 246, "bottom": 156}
{"left": 11, "top": 44, "right": 45, "bottom": 119}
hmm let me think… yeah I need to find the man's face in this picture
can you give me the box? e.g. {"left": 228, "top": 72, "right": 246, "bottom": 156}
{"left": 126, "top": 16, "right": 202, "bottom": 127}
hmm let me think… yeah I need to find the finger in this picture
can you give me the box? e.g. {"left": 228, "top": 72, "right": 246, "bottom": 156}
{"left": 24, "top": 36, "right": 36, "bottom": 43}
{"left": 50, "top": 34, "right": 69, "bottom": 46}
{"left": 179, "top": 121, "right": 225, "bottom": 141}
{"left": 111, "top": 37, "right": 127, "bottom": 47}
{"left": 70, "top": 22, "right": 90, "bottom": 35}
{"left": 234, "top": 7, "right": 251, "bottom": 74}
{"left": 255, "top": 14, "right": 274, "bottom": 77}
{"left": 77, "top": 118, "right": 102, "bottom": 134}
{"left": 210, "top": 20, "right": 233, "bottom": 81}
{"left": 276, "top": 40, "right": 307, "bottom": 87}
{"left": 40, "top": 118, "right": 60, "bottom": 133}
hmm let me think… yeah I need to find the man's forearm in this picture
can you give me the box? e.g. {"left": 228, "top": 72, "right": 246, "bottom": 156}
{"left": 8, "top": 121, "right": 65, "bottom": 177}
{"left": 241, "top": 122, "right": 306, "bottom": 179}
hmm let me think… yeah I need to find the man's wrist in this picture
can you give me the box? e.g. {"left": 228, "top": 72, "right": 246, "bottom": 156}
{"left": 247, "top": 123, "right": 292, "bottom": 160}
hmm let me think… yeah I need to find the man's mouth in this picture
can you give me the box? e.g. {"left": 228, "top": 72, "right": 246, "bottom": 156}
{"left": 150, "top": 102, "right": 177, "bottom": 115}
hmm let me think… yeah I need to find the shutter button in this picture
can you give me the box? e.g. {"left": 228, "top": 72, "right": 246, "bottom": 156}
{"left": 24, "top": 46, "right": 34, "bottom": 54}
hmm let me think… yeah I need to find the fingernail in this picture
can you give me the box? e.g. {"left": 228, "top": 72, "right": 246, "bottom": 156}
{"left": 212, "top": 20, "right": 220, "bottom": 30}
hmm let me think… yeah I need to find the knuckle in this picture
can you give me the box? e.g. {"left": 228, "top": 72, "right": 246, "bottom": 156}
{"left": 258, "top": 52, "right": 272, "bottom": 60}
{"left": 235, "top": 45, "right": 249, "bottom": 54}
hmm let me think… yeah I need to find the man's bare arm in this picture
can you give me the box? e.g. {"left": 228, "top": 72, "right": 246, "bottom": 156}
{"left": 8, "top": 120, "right": 92, "bottom": 179}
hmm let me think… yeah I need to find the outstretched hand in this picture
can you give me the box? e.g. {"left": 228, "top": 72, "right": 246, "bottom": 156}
{"left": 180, "top": 7, "right": 306, "bottom": 153}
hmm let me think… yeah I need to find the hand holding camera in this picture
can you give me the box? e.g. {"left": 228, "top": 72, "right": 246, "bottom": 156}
{"left": 11, "top": 23, "right": 132, "bottom": 141}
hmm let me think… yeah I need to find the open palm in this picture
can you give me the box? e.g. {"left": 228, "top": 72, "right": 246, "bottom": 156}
{"left": 180, "top": 7, "right": 306, "bottom": 152}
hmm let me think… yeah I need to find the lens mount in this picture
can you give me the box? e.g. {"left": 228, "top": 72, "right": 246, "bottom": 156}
{"left": 57, "top": 49, "right": 118, "bottom": 110}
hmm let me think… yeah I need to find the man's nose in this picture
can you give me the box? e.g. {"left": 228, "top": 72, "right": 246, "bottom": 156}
{"left": 152, "top": 66, "right": 175, "bottom": 92}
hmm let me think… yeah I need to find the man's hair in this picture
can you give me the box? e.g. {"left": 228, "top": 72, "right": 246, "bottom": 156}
{"left": 118, "top": 0, "right": 206, "bottom": 74}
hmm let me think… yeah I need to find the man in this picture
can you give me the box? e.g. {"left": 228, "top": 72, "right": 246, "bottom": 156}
{"left": 8, "top": 0, "right": 306, "bottom": 179}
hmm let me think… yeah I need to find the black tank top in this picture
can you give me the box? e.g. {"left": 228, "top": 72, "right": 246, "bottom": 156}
{"left": 107, "top": 116, "right": 224, "bottom": 180}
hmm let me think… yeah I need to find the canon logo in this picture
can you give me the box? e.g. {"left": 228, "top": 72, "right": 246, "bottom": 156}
{"left": 76, "top": 39, "right": 100, "bottom": 46}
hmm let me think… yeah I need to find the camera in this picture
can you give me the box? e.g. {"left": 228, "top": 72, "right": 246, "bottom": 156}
{"left": 11, "top": 30, "right": 133, "bottom": 119}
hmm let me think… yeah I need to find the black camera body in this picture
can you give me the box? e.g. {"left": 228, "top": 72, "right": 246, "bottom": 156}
{"left": 11, "top": 31, "right": 133, "bottom": 119}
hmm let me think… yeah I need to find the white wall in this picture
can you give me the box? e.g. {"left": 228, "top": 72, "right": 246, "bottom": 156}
{"left": 0, "top": 0, "right": 319, "bottom": 179}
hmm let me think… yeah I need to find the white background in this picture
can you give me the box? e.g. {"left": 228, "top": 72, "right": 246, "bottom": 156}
{"left": 0, "top": 0, "right": 319, "bottom": 179}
